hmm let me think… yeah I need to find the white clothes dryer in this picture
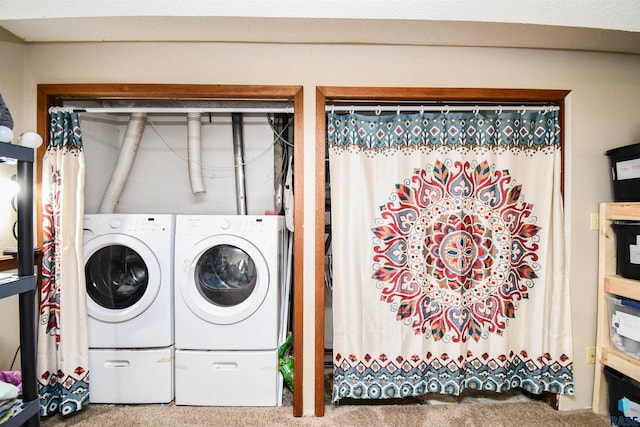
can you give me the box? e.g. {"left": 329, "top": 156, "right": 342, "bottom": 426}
{"left": 174, "top": 215, "right": 285, "bottom": 351}
{"left": 174, "top": 215, "right": 285, "bottom": 406}
{"left": 83, "top": 213, "right": 174, "bottom": 403}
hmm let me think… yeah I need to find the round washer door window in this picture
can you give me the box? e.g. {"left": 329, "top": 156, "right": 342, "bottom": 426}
{"left": 84, "top": 234, "right": 161, "bottom": 323}
{"left": 85, "top": 245, "right": 149, "bottom": 309}
{"left": 181, "top": 234, "right": 269, "bottom": 325}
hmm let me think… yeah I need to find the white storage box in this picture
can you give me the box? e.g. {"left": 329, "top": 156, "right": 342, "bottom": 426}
{"left": 607, "top": 295, "right": 640, "bottom": 360}
{"left": 175, "top": 349, "right": 279, "bottom": 406}
{"left": 89, "top": 347, "right": 174, "bottom": 403}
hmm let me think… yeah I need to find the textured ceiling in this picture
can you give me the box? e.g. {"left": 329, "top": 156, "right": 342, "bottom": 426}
{"left": 0, "top": 1, "right": 639, "bottom": 54}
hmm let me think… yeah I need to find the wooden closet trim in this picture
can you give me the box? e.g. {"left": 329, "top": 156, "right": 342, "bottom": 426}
{"left": 315, "top": 86, "right": 570, "bottom": 416}
{"left": 36, "top": 83, "right": 305, "bottom": 417}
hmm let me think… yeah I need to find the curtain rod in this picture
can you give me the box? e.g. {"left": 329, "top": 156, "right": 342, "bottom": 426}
{"left": 326, "top": 105, "right": 560, "bottom": 114}
{"left": 50, "top": 107, "right": 294, "bottom": 114}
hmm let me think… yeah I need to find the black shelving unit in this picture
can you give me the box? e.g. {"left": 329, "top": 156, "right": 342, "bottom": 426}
{"left": 0, "top": 143, "right": 39, "bottom": 427}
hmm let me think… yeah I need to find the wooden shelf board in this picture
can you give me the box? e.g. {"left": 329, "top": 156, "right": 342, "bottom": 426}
{"left": 604, "top": 202, "right": 640, "bottom": 221}
{"left": 600, "top": 347, "right": 640, "bottom": 383}
{"left": 604, "top": 275, "right": 640, "bottom": 301}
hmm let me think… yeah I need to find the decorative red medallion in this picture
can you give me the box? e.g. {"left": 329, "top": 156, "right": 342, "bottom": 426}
{"left": 372, "top": 160, "right": 540, "bottom": 342}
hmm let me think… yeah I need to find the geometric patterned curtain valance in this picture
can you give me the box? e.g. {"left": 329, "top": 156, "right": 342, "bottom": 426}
{"left": 327, "top": 110, "right": 560, "bottom": 156}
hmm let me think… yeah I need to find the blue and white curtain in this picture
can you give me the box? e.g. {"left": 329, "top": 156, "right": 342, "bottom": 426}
{"left": 327, "top": 109, "right": 573, "bottom": 401}
{"left": 37, "top": 109, "right": 90, "bottom": 416}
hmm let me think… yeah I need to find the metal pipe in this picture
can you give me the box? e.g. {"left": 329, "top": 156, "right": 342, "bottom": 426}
{"left": 232, "top": 113, "right": 247, "bottom": 215}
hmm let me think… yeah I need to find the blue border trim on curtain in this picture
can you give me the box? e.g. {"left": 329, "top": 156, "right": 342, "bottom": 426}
{"left": 333, "top": 351, "right": 574, "bottom": 400}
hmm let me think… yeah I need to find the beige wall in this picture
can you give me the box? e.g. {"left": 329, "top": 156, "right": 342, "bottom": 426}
{"left": 0, "top": 29, "right": 26, "bottom": 251}
{"left": 0, "top": 30, "right": 26, "bottom": 370}
{"left": 2, "top": 40, "right": 640, "bottom": 414}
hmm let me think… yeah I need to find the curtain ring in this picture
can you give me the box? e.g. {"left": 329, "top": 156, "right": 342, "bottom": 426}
{"left": 420, "top": 106, "right": 424, "bottom": 115}
{"left": 375, "top": 106, "right": 381, "bottom": 116}
{"left": 396, "top": 106, "right": 401, "bottom": 116}
{"left": 473, "top": 105, "right": 479, "bottom": 116}
{"left": 349, "top": 106, "right": 355, "bottom": 115}
{"left": 442, "top": 105, "right": 450, "bottom": 115}
{"left": 496, "top": 106, "right": 502, "bottom": 115}
{"left": 520, "top": 105, "right": 526, "bottom": 115}
{"left": 331, "top": 105, "right": 334, "bottom": 114}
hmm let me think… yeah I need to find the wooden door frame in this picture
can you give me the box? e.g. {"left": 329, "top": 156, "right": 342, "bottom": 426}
{"left": 315, "top": 86, "right": 570, "bottom": 415}
{"left": 36, "top": 83, "right": 305, "bottom": 416}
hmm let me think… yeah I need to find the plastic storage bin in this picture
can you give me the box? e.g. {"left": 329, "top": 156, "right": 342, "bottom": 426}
{"left": 607, "top": 143, "right": 640, "bottom": 202}
{"left": 607, "top": 295, "right": 640, "bottom": 360}
{"left": 612, "top": 221, "right": 640, "bottom": 280}
{"left": 604, "top": 366, "right": 640, "bottom": 420}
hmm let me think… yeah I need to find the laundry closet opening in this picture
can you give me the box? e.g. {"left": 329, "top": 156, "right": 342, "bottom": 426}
{"left": 67, "top": 100, "right": 294, "bottom": 216}
{"left": 316, "top": 87, "right": 570, "bottom": 416}
{"left": 36, "top": 84, "right": 305, "bottom": 416}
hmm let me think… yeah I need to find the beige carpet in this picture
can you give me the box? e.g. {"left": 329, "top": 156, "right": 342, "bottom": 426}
{"left": 40, "top": 400, "right": 608, "bottom": 427}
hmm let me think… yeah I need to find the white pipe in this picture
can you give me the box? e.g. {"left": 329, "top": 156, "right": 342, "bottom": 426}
{"left": 326, "top": 104, "right": 560, "bottom": 113}
{"left": 99, "top": 113, "right": 147, "bottom": 214}
{"left": 187, "top": 112, "right": 206, "bottom": 195}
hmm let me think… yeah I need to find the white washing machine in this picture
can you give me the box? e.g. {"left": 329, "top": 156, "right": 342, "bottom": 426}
{"left": 174, "top": 215, "right": 285, "bottom": 406}
{"left": 83, "top": 214, "right": 174, "bottom": 404}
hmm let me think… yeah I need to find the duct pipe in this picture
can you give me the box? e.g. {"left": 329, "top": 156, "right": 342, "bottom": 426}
{"left": 99, "top": 112, "right": 147, "bottom": 214}
{"left": 231, "top": 113, "right": 247, "bottom": 215}
{"left": 187, "top": 112, "right": 206, "bottom": 194}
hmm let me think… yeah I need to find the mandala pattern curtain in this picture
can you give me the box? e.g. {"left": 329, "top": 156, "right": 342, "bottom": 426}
{"left": 37, "top": 110, "right": 90, "bottom": 416}
{"left": 327, "top": 109, "right": 573, "bottom": 401}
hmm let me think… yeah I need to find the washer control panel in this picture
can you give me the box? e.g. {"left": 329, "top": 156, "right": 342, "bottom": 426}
{"left": 105, "top": 216, "right": 168, "bottom": 233}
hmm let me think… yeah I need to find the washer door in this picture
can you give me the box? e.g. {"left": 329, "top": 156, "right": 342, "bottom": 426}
{"left": 181, "top": 234, "right": 269, "bottom": 325}
{"left": 84, "top": 234, "right": 161, "bottom": 323}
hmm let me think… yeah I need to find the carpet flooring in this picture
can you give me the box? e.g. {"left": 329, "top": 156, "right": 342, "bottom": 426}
{"left": 39, "top": 391, "right": 609, "bottom": 427}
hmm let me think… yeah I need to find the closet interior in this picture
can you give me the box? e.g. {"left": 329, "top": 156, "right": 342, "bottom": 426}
{"left": 36, "top": 84, "right": 304, "bottom": 415}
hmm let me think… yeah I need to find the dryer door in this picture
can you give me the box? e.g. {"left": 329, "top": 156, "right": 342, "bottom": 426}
{"left": 84, "top": 234, "right": 161, "bottom": 323}
{"left": 181, "top": 234, "right": 269, "bottom": 325}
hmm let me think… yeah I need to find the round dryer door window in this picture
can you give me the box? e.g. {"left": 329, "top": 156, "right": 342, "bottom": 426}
{"left": 84, "top": 234, "right": 161, "bottom": 323}
{"left": 181, "top": 235, "right": 269, "bottom": 325}
{"left": 195, "top": 245, "right": 257, "bottom": 307}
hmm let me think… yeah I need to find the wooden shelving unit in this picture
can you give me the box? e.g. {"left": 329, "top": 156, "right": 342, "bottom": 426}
{"left": 0, "top": 143, "right": 40, "bottom": 427}
{"left": 592, "top": 202, "right": 640, "bottom": 415}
